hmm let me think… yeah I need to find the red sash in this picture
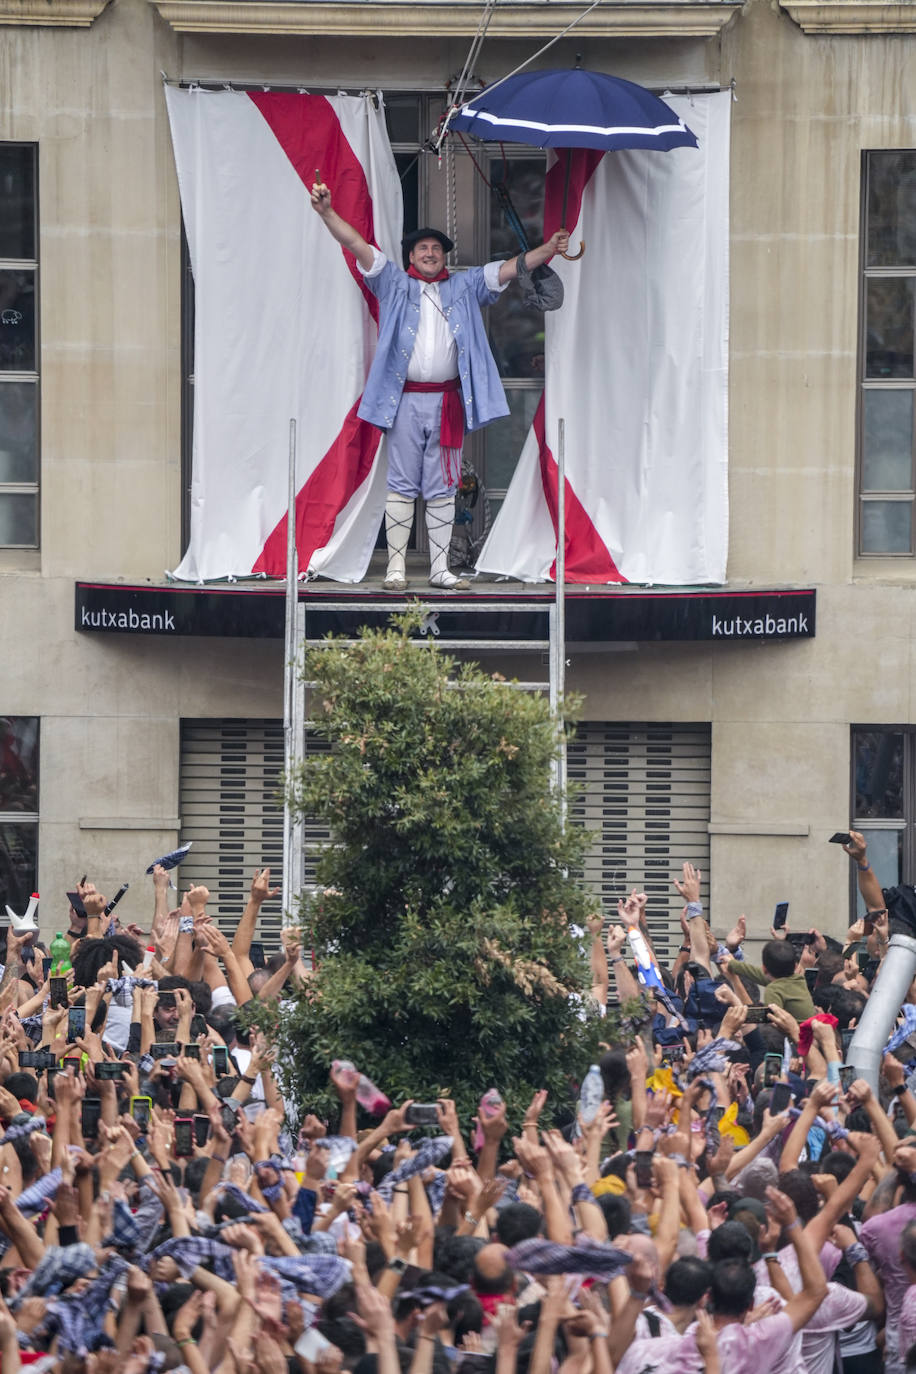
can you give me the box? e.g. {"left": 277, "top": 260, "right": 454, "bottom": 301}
{"left": 402, "top": 377, "right": 463, "bottom": 487}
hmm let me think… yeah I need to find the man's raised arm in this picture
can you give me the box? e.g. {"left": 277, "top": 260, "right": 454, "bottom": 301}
{"left": 311, "top": 180, "right": 377, "bottom": 271}
{"left": 497, "top": 231, "right": 569, "bottom": 285}
{"left": 843, "top": 830, "right": 885, "bottom": 912}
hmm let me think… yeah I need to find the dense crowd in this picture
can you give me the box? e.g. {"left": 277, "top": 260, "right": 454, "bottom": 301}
{"left": 0, "top": 830, "right": 912, "bottom": 1372}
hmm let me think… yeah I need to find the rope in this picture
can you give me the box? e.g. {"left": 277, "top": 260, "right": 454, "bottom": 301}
{"left": 452, "top": 0, "right": 498, "bottom": 114}
{"left": 444, "top": 136, "right": 458, "bottom": 261}
{"left": 455, "top": 133, "right": 529, "bottom": 252}
{"left": 434, "top": 0, "right": 606, "bottom": 151}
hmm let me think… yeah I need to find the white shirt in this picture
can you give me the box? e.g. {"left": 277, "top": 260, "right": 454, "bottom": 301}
{"left": 407, "top": 280, "right": 458, "bottom": 382}
{"left": 233, "top": 1044, "right": 266, "bottom": 1121}
{"left": 360, "top": 250, "right": 506, "bottom": 384}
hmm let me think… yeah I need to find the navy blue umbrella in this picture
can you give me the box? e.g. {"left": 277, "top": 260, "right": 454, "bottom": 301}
{"left": 448, "top": 68, "right": 697, "bottom": 258}
{"left": 449, "top": 68, "right": 697, "bottom": 152}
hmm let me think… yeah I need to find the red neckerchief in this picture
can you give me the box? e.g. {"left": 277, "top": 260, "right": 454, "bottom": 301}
{"left": 407, "top": 265, "right": 449, "bottom": 282}
{"left": 476, "top": 1291, "right": 511, "bottom": 1321}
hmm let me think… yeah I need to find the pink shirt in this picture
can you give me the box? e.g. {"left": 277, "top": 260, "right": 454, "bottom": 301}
{"left": 899, "top": 1284, "right": 916, "bottom": 1366}
{"left": 615, "top": 1310, "right": 795, "bottom": 1374}
{"left": 862, "top": 1200, "right": 916, "bottom": 1374}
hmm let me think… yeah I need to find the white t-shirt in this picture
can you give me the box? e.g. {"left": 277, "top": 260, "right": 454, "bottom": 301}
{"left": 232, "top": 1045, "right": 265, "bottom": 1121}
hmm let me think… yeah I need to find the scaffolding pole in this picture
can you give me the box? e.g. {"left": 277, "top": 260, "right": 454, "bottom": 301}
{"left": 282, "top": 419, "right": 306, "bottom": 922}
{"left": 550, "top": 418, "right": 567, "bottom": 817}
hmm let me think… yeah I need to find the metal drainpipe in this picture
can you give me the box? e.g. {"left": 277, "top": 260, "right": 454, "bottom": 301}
{"left": 848, "top": 932, "right": 916, "bottom": 1092}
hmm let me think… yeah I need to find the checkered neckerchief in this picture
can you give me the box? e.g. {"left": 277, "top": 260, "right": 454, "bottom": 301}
{"left": 376, "top": 1136, "right": 453, "bottom": 1202}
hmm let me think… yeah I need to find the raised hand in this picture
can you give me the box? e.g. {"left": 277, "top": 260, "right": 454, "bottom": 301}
{"left": 725, "top": 914, "right": 747, "bottom": 950}
{"left": 251, "top": 867, "right": 281, "bottom": 904}
{"left": 673, "top": 862, "right": 702, "bottom": 905}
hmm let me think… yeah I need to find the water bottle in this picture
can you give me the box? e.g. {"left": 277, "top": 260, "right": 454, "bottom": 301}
{"left": 472, "top": 1087, "right": 503, "bottom": 1151}
{"left": 142, "top": 945, "right": 155, "bottom": 970}
{"left": 49, "top": 931, "right": 71, "bottom": 976}
{"left": 579, "top": 1064, "right": 604, "bottom": 1124}
{"left": 333, "top": 1059, "right": 391, "bottom": 1116}
{"left": 626, "top": 923, "right": 664, "bottom": 993}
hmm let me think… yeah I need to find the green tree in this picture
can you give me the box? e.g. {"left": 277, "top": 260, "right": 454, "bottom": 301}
{"left": 271, "top": 611, "right": 606, "bottom": 1127}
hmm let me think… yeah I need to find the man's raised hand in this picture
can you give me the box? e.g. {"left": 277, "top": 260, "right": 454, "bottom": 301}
{"left": 311, "top": 181, "right": 332, "bottom": 216}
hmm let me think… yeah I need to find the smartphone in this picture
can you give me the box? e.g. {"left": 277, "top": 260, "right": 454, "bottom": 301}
{"left": 62, "top": 1054, "right": 82, "bottom": 1073}
{"left": 862, "top": 958, "right": 880, "bottom": 983}
{"left": 404, "top": 1103, "right": 440, "bottom": 1126}
{"left": 95, "top": 1061, "right": 129, "bottom": 1080}
{"left": 49, "top": 977, "right": 69, "bottom": 1010}
{"left": 130, "top": 1096, "right": 153, "bottom": 1131}
{"left": 249, "top": 941, "right": 266, "bottom": 970}
{"left": 829, "top": 832, "right": 851, "bottom": 845}
{"left": 103, "top": 883, "right": 129, "bottom": 917}
{"left": 773, "top": 902, "right": 789, "bottom": 931}
{"left": 151, "top": 1043, "right": 177, "bottom": 1060}
{"left": 840, "top": 1064, "right": 857, "bottom": 1093}
{"left": 193, "top": 1114, "right": 211, "bottom": 1148}
{"left": 181, "top": 1042, "right": 201, "bottom": 1061}
{"left": 635, "top": 1149, "right": 654, "bottom": 1188}
{"left": 666, "top": 1044, "right": 686, "bottom": 1062}
{"left": 67, "top": 1006, "right": 85, "bottom": 1042}
{"left": 763, "top": 1054, "right": 783, "bottom": 1086}
{"left": 46, "top": 1067, "right": 59, "bottom": 1101}
{"left": 296, "top": 1329, "right": 332, "bottom": 1362}
{"left": 212, "top": 1045, "right": 230, "bottom": 1077}
{"left": 174, "top": 1116, "right": 194, "bottom": 1157}
{"left": 744, "top": 1006, "right": 769, "bottom": 1024}
{"left": 81, "top": 1097, "right": 102, "bottom": 1140}
{"left": 66, "top": 891, "right": 87, "bottom": 919}
{"left": 770, "top": 1081, "right": 792, "bottom": 1113}
{"left": 190, "top": 1014, "right": 208, "bottom": 1040}
{"left": 41, "top": 956, "right": 52, "bottom": 979}
{"left": 804, "top": 968, "right": 818, "bottom": 993}
{"left": 19, "top": 1050, "right": 56, "bottom": 1070}
{"left": 220, "top": 1102, "right": 240, "bottom": 1133}
{"left": 840, "top": 1027, "right": 855, "bottom": 1057}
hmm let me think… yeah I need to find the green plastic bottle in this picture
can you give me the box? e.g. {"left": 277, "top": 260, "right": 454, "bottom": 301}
{"left": 49, "top": 931, "right": 71, "bottom": 976}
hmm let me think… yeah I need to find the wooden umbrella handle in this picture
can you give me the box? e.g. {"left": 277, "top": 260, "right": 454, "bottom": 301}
{"left": 560, "top": 240, "right": 585, "bottom": 261}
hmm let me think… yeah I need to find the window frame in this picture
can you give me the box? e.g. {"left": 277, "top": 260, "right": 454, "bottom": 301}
{"left": 856, "top": 149, "right": 916, "bottom": 558}
{"left": 0, "top": 142, "right": 40, "bottom": 550}
{"left": 0, "top": 716, "right": 40, "bottom": 913}
{"left": 850, "top": 723, "right": 916, "bottom": 918}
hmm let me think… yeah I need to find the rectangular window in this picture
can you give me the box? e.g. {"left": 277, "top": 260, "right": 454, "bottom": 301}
{"left": 0, "top": 717, "right": 39, "bottom": 912}
{"left": 858, "top": 151, "right": 916, "bottom": 555}
{"left": 850, "top": 725, "right": 916, "bottom": 914}
{"left": 0, "top": 145, "right": 39, "bottom": 547}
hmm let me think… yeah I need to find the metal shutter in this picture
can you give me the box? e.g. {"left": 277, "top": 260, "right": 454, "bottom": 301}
{"left": 567, "top": 723, "right": 712, "bottom": 967}
{"left": 178, "top": 719, "right": 329, "bottom": 950}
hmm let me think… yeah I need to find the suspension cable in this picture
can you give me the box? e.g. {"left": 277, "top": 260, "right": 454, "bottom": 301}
{"left": 434, "top": 0, "right": 605, "bottom": 151}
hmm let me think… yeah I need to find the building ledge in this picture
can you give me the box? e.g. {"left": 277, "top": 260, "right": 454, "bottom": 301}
{"left": 148, "top": 0, "right": 742, "bottom": 38}
{"left": 0, "top": 0, "right": 109, "bottom": 24}
{"left": 780, "top": 0, "right": 916, "bottom": 32}
{"left": 75, "top": 578, "right": 817, "bottom": 644}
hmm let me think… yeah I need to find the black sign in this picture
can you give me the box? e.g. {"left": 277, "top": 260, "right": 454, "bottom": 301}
{"left": 75, "top": 582, "right": 815, "bottom": 645}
